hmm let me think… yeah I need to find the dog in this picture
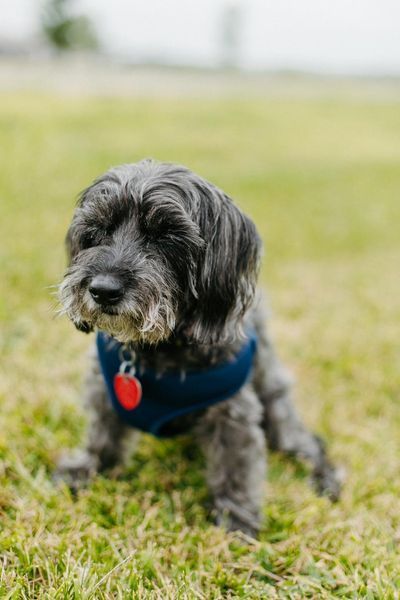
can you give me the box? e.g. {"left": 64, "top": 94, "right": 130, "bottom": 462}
{"left": 56, "top": 159, "right": 341, "bottom": 536}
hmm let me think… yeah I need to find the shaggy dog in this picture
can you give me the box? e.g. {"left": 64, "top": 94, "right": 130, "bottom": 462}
{"left": 56, "top": 159, "right": 341, "bottom": 536}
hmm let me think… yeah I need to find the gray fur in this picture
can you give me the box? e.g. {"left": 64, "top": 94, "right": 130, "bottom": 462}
{"left": 56, "top": 159, "right": 341, "bottom": 536}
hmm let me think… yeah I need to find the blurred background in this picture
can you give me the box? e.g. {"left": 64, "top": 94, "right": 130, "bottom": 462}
{"left": 1, "top": 1, "right": 400, "bottom": 596}
{"left": 2, "top": 0, "right": 400, "bottom": 73}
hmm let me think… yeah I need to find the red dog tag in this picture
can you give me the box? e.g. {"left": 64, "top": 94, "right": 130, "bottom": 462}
{"left": 114, "top": 373, "right": 142, "bottom": 410}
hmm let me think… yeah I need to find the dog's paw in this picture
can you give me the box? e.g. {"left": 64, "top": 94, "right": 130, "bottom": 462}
{"left": 225, "top": 515, "right": 259, "bottom": 539}
{"left": 54, "top": 450, "right": 99, "bottom": 492}
{"left": 311, "top": 462, "right": 345, "bottom": 502}
{"left": 214, "top": 505, "right": 260, "bottom": 538}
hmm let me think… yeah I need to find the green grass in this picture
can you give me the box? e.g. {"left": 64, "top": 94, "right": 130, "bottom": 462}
{"left": 1, "top": 88, "right": 400, "bottom": 598}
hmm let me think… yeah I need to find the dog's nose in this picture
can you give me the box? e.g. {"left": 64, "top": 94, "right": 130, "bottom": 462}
{"left": 89, "top": 274, "right": 124, "bottom": 306}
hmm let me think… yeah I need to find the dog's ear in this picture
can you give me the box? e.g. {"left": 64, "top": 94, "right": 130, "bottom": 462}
{"left": 65, "top": 224, "right": 77, "bottom": 265}
{"left": 64, "top": 225, "right": 94, "bottom": 335}
{"left": 65, "top": 182, "right": 97, "bottom": 264}
{"left": 186, "top": 183, "right": 261, "bottom": 344}
{"left": 63, "top": 184, "right": 99, "bottom": 335}
{"left": 65, "top": 174, "right": 115, "bottom": 265}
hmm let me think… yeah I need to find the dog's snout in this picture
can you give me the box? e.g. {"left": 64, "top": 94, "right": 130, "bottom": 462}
{"left": 89, "top": 274, "right": 124, "bottom": 306}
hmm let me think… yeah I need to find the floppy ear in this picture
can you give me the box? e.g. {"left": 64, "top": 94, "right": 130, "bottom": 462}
{"left": 65, "top": 223, "right": 77, "bottom": 265}
{"left": 64, "top": 193, "right": 89, "bottom": 266}
{"left": 65, "top": 172, "right": 120, "bottom": 265}
{"left": 63, "top": 186, "right": 97, "bottom": 335}
{"left": 187, "top": 183, "right": 261, "bottom": 344}
{"left": 63, "top": 224, "right": 94, "bottom": 335}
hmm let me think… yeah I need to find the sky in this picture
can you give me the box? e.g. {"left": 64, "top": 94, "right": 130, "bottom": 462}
{"left": 2, "top": 0, "right": 400, "bottom": 75}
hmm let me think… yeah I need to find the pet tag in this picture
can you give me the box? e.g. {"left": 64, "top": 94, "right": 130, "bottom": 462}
{"left": 114, "top": 360, "right": 142, "bottom": 410}
{"left": 114, "top": 374, "right": 142, "bottom": 410}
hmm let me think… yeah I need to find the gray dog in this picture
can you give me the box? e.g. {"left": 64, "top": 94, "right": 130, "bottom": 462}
{"left": 57, "top": 159, "right": 341, "bottom": 536}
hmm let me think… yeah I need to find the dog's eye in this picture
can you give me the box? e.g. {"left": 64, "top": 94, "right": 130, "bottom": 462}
{"left": 81, "top": 232, "right": 98, "bottom": 249}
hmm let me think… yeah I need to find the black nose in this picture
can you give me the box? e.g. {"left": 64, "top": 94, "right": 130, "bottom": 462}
{"left": 89, "top": 274, "right": 124, "bottom": 306}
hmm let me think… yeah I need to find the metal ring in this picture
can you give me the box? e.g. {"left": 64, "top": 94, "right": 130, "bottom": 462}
{"left": 119, "top": 360, "right": 133, "bottom": 374}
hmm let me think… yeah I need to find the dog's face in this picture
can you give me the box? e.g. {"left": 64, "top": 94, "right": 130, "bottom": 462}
{"left": 59, "top": 160, "right": 261, "bottom": 345}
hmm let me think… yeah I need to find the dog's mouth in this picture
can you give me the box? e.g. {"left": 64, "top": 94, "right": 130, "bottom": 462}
{"left": 73, "top": 306, "right": 173, "bottom": 345}
{"left": 99, "top": 306, "right": 119, "bottom": 316}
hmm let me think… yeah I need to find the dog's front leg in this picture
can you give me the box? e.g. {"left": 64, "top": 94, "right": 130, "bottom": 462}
{"left": 195, "top": 387, "right": 266, "bottom": 537}
{"left": 55, "top": 344, "right": 139, "bottom": 490}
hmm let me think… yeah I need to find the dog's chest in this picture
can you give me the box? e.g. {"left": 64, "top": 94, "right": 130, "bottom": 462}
{"left": 96, "top": 332, "right": 257, "bottom": 438}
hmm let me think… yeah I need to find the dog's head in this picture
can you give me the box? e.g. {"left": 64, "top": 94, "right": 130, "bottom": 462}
{"left": 59, "top": 160, "right": 261, "bottom": 345}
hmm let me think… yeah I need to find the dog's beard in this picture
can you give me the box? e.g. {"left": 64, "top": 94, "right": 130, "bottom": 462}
{"left": 90, "top": 307, "right": 176, "bottom": 344}
{"left": 58, "top": 268, "right": 177, "bottom": 344}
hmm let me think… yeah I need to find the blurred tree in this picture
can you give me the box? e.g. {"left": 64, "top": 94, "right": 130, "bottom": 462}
{"left": 41, "top": 0, "right": 98, "bottom": 52}
{"left": 219, "top": 2, "right": 243, "bottom": 69}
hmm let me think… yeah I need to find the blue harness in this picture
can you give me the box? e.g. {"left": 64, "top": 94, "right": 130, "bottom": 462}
{"left": 96, "top": 331, "right": 257, "bottom": 438}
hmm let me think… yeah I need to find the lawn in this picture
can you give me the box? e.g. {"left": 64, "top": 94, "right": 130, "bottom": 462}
{"left": 1, "top": 86, "right": 400, "bottom": 598}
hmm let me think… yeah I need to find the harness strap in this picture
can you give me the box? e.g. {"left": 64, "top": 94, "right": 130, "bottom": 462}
{"left": 96, "top": 331, "right": 257, "bottom": 437}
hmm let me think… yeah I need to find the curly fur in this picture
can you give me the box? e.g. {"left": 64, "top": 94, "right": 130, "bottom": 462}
{"left": 56, "top": 159, "right": 342, "bottom": 536}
